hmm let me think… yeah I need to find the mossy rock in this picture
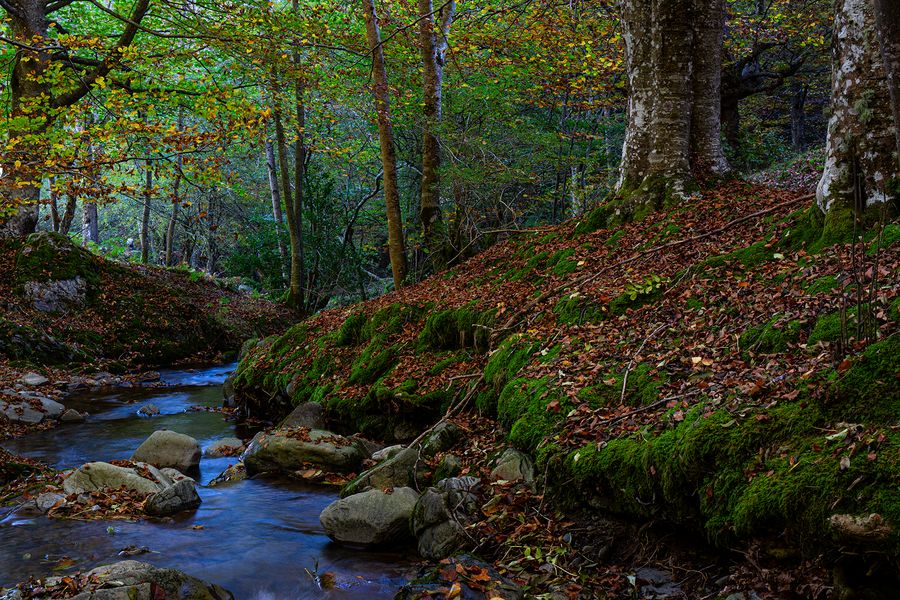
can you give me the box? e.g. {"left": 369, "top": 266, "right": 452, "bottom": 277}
{"left": 418, "top": 307, "right": 494, "bottom": 353}
{"left": 334, "top": 311, "right": 368, "bottom": 346}
{"left": 15, "top": 232, "right": 101, "bottom": 288}
{"left": 349, "top": 334, "right": 399, "bottom": 386}
{"left": 827, "top": 335, "right": 900, "bottom": 423}
{"left": 577, "top": 363, "right": 667, "bottom": 408}
{"left": 361, "top": 303, "right": 424, "bottom": 340}
{"left": 556, "top": 396, "right": 900, "bottom": 553}
{"left": 496, "top": 377, "right": 572, "bottom": 452}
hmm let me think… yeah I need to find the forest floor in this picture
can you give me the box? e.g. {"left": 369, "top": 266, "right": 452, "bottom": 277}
{"left": 232, "top": 181, "right": 899, "bottom": 599}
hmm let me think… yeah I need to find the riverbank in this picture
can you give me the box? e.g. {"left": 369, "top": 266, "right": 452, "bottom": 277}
{"left": 232, "top": 182, "right": 900, "bottom": 598}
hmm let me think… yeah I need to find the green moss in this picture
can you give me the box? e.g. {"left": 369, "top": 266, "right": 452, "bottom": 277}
{"left": 574, "top": 204, "right": 612, "bottom": 235}
{"left": 603, "top": 230, "right": 626, "bottom": 248}
{"left": 553, "top": 294, "right": 604, "bottom": 325}
{"left": 15, "top": 232, "right": 101, "bottom": 290}
{"left": 558, "top": 397, "right": 900, "bottom": 551}
{"left": 828, "top": 335, "right": 900, "bottom": 422}
{"left": 803, "top": 275, "right": 837, "bottom": 295}
{"left": 418, "top": 307, "right": 494, "bottom": 353}
{"left": 739, "top": 316, "right": 802, "bottom": 355}
{"left": 349, "top": 334, "right": 399, "bottom": 385}
{"left": 334, "top": 311, "right": 368, "bottom": 346}
{"left": 548, "top": 248, "right": 578, "bottom": 277}
{"left": 360, "top": 303, "right": 423, "bottom": 340}
{"left": 867, "top": 223, "right": 900, "bottom": 255}
{"left": 497, "top": 377, "right": 570, "bottom": 452}
{"left": 685, "top": 297, "right": 703, "bottom": 311}
{"left": 428, "top": 352, "right": 465, "bottom": 376}
{"left": 577, "top": 363, "right": 667, "bottom": 408}
{"left": 326, "top": 379, "right": 447, "bottom": 440}
{"left": 607, "top": 284, "right": 664, "bottom": 318}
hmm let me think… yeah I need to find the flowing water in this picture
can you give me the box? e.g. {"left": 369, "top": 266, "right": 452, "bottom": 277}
{"left": 0, "top": 364, "right": 415, "bottom": 598}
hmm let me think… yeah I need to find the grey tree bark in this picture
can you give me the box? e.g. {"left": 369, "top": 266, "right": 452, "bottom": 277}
{"left": 816, "top": 0, "right": 898, "bottom": 239}
{"left": 616, "top": 0, "right": 729, "bottom": 215}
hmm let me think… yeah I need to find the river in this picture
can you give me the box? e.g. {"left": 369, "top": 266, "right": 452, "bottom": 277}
{"left": 0, "top": 364, "right": 415, "bottom": 598}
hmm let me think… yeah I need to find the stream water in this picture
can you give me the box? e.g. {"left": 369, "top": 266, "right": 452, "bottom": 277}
{"left": 0, "top": 364, "right": 415, "bottom": 598}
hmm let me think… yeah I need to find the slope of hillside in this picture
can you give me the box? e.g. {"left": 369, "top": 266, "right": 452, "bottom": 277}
{"left": 0, "top": 232, "right": 292, "bottom": 369}
{"left": 235, "top": 183, "right": 899, "bottom": 596}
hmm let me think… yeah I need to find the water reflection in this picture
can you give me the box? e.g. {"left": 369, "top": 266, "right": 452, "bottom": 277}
{"left": 0, "top": 364, "right": 415, "bottom": 598}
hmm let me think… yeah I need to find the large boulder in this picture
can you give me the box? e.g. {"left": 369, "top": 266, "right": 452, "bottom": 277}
{"left": 62, "top": 462, "right": 202, "bottom": 517}
{"left": 243, "top": 428, "right": 367, "bottom": 475}
{"left": 411, "top": 477, "right": 481, "bottom": 560}
{"left": 62, "top": 462, "right": 170, "bottom": 495}
{"left": 0, "top": 396, "right": 65, "bottom": 424}
{"left": 15, "top": 232, "right": 101, "bottom": 314}
{"left": 320, "top": 487, "right": 419, "bottom": 546}
{"left": 420, "top": 421, "right": 463, "bottom": 455}
{"left": 341, "top": 421, "right": 463, "bottom": 498}
{"left": 35, "top": 560, "right": 232, "bottom": 599}
{"left": 204, "top": 437, "right": 245, "bottom": 458}
{"left": 131, "top": 430, "right": 201, "bottom": 473}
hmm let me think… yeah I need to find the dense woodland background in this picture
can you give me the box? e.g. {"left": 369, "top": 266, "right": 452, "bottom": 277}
{"left": 0, "top": 0, "right": 841, "bottom": 311}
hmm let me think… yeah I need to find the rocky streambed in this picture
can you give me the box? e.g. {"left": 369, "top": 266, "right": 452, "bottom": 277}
{"left": 0, "top": 365, "right": 418, "bottom": 598}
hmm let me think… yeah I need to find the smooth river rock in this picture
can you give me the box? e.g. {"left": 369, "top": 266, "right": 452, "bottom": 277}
{"left": 243, "top": 429, "right": 367, "bottom": 475}
{"left": 62, "top": 461, "right": 169, "bottom": 495}
{"left": 131, "top": 430, "right": 201, "bottom": 472}
{"left": 47, "top": 560, "right": 232, "bottom": 599}
{"left": 320, "top": 487, "right": 419, "bottom": 546}
{"left": 0, "top": 396, "right": 65, "bottom": 424}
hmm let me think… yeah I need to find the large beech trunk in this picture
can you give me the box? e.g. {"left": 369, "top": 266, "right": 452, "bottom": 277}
{"left": 418, "top": 0, "right": 455, "bottom": 264}
{"left": 616, "top": 0, "right": 729, "bottom": 212}
{"left": 816, "top": 0, "right": 898, "bottom": 236}
{"left": 363, "top": 0, "right": 408, "bottom": 289}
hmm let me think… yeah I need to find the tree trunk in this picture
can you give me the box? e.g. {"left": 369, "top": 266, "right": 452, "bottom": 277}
{"left": 689, "top": 0, "right": 730, "bottom": 176}
{"left": 49, "top": 179, "right": 61, "bottom": 233}
{"left": 873, "top": 0, "right": 900, "bottom": 166}
{"left": 617, "top": 0, "right": 729, "bottom": 214}
{"left": 816, "top": 0, "right": 898, "bottom": 240}
{"left": 290, "top": 0, "right": 308, "bottom": 312}
{"left": 59, "top": 194, "right": 77, "bottom": 235}
{"left": 265, "top": 140, "right": 289, "bottom": 285}
{"left": 274, "top": 110, "right": 306, "bottom": 313}
{"left": 363, "top": 0, "right": 408, "bottom": 289}
{"left": 790, "top": 84, "right": 808, "bottom": 151}
{"left": 418, "top": 0, "right": 455, "bottom": 265}
{"left": 165, "top": 111, "right": 184, "bottom": 267}
{"left": 141, "top": 161, "right": 152, "bottom": 263}
{"left": 81, "top": 202, "right": 99, "bottom": 245}
{"left": 0, "top": 5, "right": 49, "bottom": 238}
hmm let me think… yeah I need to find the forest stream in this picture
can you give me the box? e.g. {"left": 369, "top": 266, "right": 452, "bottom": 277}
{"left": 0, "top": 364, "right": 415, "bottom": 598}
